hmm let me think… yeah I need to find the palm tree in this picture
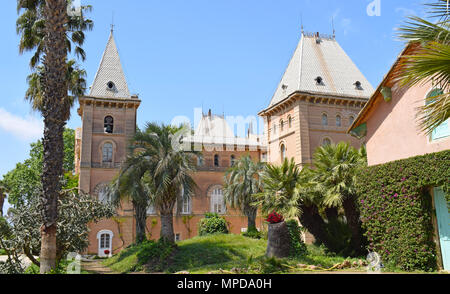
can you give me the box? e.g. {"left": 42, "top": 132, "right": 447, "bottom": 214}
{"left": 396, "top": 0, "right": 449, "bottom": 135}
{"left": 223, "top": 155, "right": 265, "bottom": 231}
{"left": 255, "top": 159, "right": 336, "bottom": 250}
{"left": 16, "top": 0, "right": 92, "bottom": 273}
{"left": 295, "top": 168, "right": 337, "bottom": 251}
{"left": 17, "top": 0, "right": 93, "bottom": 68}
{"left": 255, "top": 158, "right": 301, "bottom": 219}
{"left": 25, "top": 60, "right": 87, "bottom": 121}
{"left": 116, "top": 123, "right": 197, "bottom": 244}
{"left": 107, "top": 170, "right": 153, "bottom": 244}
{"left": 310, "top": 142, "right": 367, "bottom": 255}
{"left": 36, "top": 0, "right": 69, "bottom": 274}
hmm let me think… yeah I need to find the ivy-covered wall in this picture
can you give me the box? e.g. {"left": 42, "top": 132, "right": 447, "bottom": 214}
{"left": 356, "top": 150, "right": 450, "bottom": 271}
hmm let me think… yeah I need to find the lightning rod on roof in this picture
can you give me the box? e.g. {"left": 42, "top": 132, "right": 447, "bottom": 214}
{"left": 332, "top": 16, "right": 335, "bottom": 39}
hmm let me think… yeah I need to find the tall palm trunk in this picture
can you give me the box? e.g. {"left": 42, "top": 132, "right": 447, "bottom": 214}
{"left": 40, "top": 0, "right": 68, "bottom": 274}
{"left": 0, "top": 194, "right": 4, "bottom": 217}
{"left": 247, "top": 206, "right": 257, "bottom": 231}
{"left": 160, "top": 212, "right": 175, "bottom": 243}
{"left": 134, "top": 202, "right": 147, "bottom": 244}
{"left": 342, "top": 196, "right": 365, "bottom": 255}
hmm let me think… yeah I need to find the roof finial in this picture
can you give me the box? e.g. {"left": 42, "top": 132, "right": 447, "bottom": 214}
{"left": 332, "top": 16, "right": 335, "bottom": 39}
{"left": 301, "top": 13, "right": 304, "bottom": 35}
{"left": 111, "top": 11, "right": 115, "bottom": 33}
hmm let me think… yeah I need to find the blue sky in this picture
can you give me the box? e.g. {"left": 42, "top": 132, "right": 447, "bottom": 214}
{"left": 0, "top": 0, "right": 426, "bottom": 183}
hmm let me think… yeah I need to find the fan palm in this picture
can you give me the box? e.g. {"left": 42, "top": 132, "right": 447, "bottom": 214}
{"left": 255, "top": 159, "right": 335, "bottom": 250}
{"left": 35, "top": 0, "right": 69, "bottom": 274}
{"left": 396, "top": 0, "right": 450, "bottom": 135}
{"left": 115, "top": 123, "right": 197, "bottom": 244}
{"left": 25, "top": 60, "right": 87, "bottom": 121}
{"left": 107, "top": 164, "right": 154, "bottom": 244}
{"left": 310, "top": 142, "right": 367, "bottom": 255}
{"left": 223, "top": 155, "right": 265, "bottom": 231}
{"left": 254, "top": 158, "right": 301, "bottom": 219}
{"left": 17, "top": 0, "right": 93, "bottom": 68}
{"left": 16, "top": 0, "right": 92, "bottom": 273}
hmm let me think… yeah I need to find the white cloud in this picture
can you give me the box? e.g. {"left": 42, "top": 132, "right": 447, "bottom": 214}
{"left": 0, "top": 108, "right": 43, "bottom": 141}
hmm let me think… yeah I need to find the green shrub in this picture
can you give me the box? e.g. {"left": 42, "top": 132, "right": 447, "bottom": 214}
{"left": 242, "top": 227, "right": 262, "bottom": 239}
{"left": 356, "top": 150, "right": 450, "bottom": 272}
{"left": 286, "top": 220, "right": 308, "bottom": 257}
{"left": 198, "top": 213, "right": 229, "bottom": 236}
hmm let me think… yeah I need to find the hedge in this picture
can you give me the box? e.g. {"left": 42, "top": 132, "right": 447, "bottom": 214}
{"left": 356, "top": 149, "right": 450, "bottom": 271}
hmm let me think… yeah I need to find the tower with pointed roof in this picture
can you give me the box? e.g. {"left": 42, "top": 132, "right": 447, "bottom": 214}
{"left": 259, "top": 31, "right": 373, "bottom": 168}
{"left": 77, "top": 29, "right": 140, "bottom": 194}
{"left": 76, "top": 30, "right": 140, "bottom": 255}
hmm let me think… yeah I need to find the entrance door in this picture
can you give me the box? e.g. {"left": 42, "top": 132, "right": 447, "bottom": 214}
{"left": 97, "top": 230, "right": 113, "bottom": 257}
{"left": 434, "top": 187, "right": 450, "bottom": 270}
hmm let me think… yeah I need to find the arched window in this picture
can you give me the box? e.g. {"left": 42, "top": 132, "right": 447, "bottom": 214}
{"left": 280, "top": 144, "right": 286, "bottom": 161}
{"left": 288, "top": 116, "right": 292, "bottom": 128}
{"left": 323, "top": 138, "right": 332, "bottom": 146}
{"left": 322, "top": 114, "right": 328, "bottom": 126}
{"left": 273, "top": 124, "right": 277, "bottom": 135}
{"left": 210, "top": 187, "right": 226, "bottom": 214}
{"left": 336, "top": 115, "right": 342, "bottom": 127}
{"left": 427, "top": 89, "right": 449, "bottom": 140}
{"left": 280, "top": 120, "right": 284, "bottom": 132}
{"left": 180, "top": 188, "right": 191, "bottom": 215}
{"left": 102, "top": 143, "right": 113, "bottom": 163}
{"left": 104, "top": 116, "right": 114, "bottom": 134}
{"left": 230, "top": 155, "right": 236, "bottom": 167}
{"left": 214, "top": 154, "right": 220, "bottom": 167}
{"left": 349, "top": 116, "right": 355, "bottom": 125}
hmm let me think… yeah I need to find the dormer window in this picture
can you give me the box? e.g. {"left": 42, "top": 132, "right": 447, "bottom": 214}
{"left": 104, "top": 116, "right": 114, "bottom": 134}
{"left": 354, "top": 81, "right": 363, "bottom": 90}
{"left": 315, "top": 76, "right": 324, "bottom": 85}
{"left": 107, "top": 81, "right": 115, "bottom": 91}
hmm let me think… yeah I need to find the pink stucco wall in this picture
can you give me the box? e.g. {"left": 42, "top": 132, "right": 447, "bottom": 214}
{"left": 364, "top": 82, "right": 449, "bottom": 166}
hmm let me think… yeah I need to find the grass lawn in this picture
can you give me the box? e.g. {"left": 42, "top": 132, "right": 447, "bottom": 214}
{"left": 102, "top": 234, "right": 366, "bottom": 274}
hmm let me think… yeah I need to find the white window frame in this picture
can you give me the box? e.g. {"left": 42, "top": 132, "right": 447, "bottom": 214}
{"left": 97, "top": 230, "right": 114, "bottom": 257}
{"left": 180, "top": 187, "right": 192, "bottom": 215}
{"left": 210, "top": 186, "right": 226, "bottom": 214}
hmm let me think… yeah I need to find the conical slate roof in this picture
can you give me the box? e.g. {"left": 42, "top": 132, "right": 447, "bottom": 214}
{"left": 268, "top": 33, "right": 373, "bottom": 108}
{"left": 89, "top": 31, "right": 131, "bottom": 99}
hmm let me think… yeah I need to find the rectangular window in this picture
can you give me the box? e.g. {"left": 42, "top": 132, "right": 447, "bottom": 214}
{"left": 181, "top": 196, "right": 191, "bottom": 214}
{"left": 175, "top": 233, "right": 181, "bottom": 242}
